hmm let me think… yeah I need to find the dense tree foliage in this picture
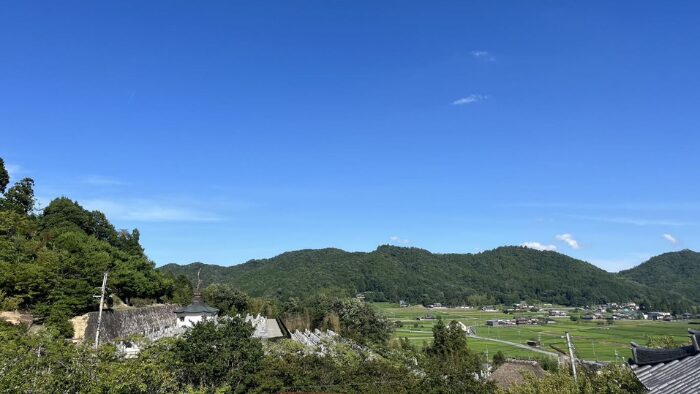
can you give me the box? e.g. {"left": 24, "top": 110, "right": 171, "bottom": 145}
{"left": 279, "top": 295, "right": 393, "bottom": 345}
{"left": 168, "top": 273, "right": 195, "bottom": 306}
{"left": 619, "top": 249, "right": 700, "bottom": 306}
{"left": 0, "top": 158, "right": 174, "bottom": 334}
{"left": 1, "top": 315, "right": 646, "bottom": 393}
{"left": 203, "top": 283, "right": 249, "bottom": 316}
{"left": 174, "top": 317, "right": 263, "bottom": 391}
{"left": 162, "top": 245, "right": 695, "bottom": 311}
{"left": 502, "top": 365, "right": 644, "bottom": 394}
{"left": 0, "top": 158, "right": 8, "bottom": 194}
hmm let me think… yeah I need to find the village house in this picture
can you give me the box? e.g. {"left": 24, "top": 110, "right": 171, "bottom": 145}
{"left": 646, "top": 312, "right": 671, "bottom": 321}
{"left": 548, "top": 310, "right": 568, "bottom": 317}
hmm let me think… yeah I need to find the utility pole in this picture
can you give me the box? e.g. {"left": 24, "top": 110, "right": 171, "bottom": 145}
{"left": 565, "top": 332, "right": 577, "bottom": 384}
{"left": 94, "top": 271, "right": 109, "bottom": 349}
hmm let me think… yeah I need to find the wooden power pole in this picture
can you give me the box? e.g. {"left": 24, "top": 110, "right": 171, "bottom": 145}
{"left": 94, "top": 271, "right": 109, "bottom": 349}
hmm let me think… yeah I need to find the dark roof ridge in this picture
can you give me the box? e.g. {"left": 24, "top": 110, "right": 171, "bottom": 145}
{"left": 630, "top": 329, "right": 700, "bottom": 366}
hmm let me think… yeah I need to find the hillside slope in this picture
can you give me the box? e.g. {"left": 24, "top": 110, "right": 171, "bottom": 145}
{"left": 160, "top": 246, "right": 687, "bottom": 309}
{"left": 619, "top": 249, "right": 700, "bottom": 303}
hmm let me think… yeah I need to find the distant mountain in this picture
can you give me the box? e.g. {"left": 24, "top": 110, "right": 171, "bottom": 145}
{"left": 160, "top": 246, "right": 694, "bottom": 310}
{"left": 619, "top": 250, "right": 700, "bottom": 303}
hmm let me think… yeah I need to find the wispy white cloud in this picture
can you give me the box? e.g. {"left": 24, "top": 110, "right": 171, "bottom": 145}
{"left": 505, "top": 201, "right": 700, "bottom": 212}
{"left": 471, "top": 50, "right": 495, "bottom": 62}
{"left": 520, "top": 242, "right": 557, "bottom": 251}
{"left": 81, "top": 175, "right": 128, "bottom": 186}
{"left": 662, "top": 233, "right": 678, "bottom": 244}
{"left": 555, "top": 233, "right": 580, "bottom": 249}
{"left": 81, "top": 198, "right": 222, "bottom": 222}
{"left": 389, "top": 235, "right": 410, "bottom": 245}
{"left": 569, "top": 214, "right": 694, "bottom": 227}
{"left": 452, "top": 94, "right": 489, "bottom": 105}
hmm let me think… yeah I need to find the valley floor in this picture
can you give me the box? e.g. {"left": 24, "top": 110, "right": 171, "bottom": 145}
{"left": 375, "top": 303, "right": 695, "bottom": 362}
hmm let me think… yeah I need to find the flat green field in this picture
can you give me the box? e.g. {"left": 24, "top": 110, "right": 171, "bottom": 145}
{"left": 375, "top": 303, "right": 697, "bottom": 363}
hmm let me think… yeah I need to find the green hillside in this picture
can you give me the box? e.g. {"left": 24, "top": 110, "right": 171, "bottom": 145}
{"left": 619, "top": 249, "right": 700, "bottom": 303}
{"left": 160, "top": 245, "right": 692, "bottom": 311}
{"left": 0, "top": 158, "right": 183, "bottom": 336}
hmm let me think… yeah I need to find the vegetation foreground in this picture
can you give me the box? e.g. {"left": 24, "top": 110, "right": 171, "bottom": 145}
{"left": 0, "top": 316, "right": 645, "bottom": 394}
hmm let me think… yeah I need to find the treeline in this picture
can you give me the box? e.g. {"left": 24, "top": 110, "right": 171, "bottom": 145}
{"left": 0, "top": 158, "right": 190, "bottom": 335}
{"left": 162, "top": 245, "right": 697, "bottom": 313}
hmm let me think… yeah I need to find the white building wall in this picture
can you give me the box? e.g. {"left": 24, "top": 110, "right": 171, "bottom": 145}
{"left": 176, "top": 313, "right": 217, "bottom": 328}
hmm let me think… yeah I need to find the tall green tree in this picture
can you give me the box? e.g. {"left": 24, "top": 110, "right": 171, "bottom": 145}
{"left": 0, "top": 158, "right": 9, "bottom": 194}
{"left": 170, "top": 274, "right": 194, "bottom": 305}
{"left": 174, "top": 317, "right": 263, "bottom": 391}
{"left": 203, "top": 283, "right": 249, "bottom": 315}
{"left": 1, "top": 178, "right": 35, "bottom": 215}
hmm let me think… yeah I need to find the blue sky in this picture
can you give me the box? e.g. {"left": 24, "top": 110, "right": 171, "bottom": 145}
{"left": 2, "top": 2, "right": 699, "bottom": 271}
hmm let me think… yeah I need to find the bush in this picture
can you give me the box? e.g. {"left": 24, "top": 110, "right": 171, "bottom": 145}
{"left": 174, "top": 317, "right": 263, "bottom": 390}
{"left": 45, "top": 306, "right": 74, "bottom": 338}
{"left": 0, "top": 290, "right": 20, "bottom": 311}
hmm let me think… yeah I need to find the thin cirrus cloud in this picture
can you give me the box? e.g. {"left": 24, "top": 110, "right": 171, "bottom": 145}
{"left": 568, "top": 214, "right": 695, "bottom": 227}
{"left": 520, "top": 241, "right": 557, "bottom": 251}
{"left": 505, "top": 201, "right": 700, "bottom": 211}
{"left": 662, "top": 234, "right": 678, "bottom": 244}
{"left": 555, "top": 233, "right": 580, "bottom": 249}
{"left": 80, "top": 198, "right": 222, "bottom": 222}
{"left": 452, "top": 94, "right": 489, "bottom": 105}
{"left": 81, "top": 175, "right": 129, "bottom": 186}
{"left": 471, "top": 50, "right": 495, "bottom": 62}
{"left": 389, "top": 235, "right": 410, "bottom": 245}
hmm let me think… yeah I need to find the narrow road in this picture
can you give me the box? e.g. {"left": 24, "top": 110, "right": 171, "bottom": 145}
{"left": 395, "top": 329, "right": 560, "bottom": 358}
{"left": 468, "top": 334, "right": 559, "bottom": 358}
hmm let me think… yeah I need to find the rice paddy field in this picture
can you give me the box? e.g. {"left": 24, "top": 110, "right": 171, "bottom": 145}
{"left": 374, "top": 302, "right": 698, "bottom": 363}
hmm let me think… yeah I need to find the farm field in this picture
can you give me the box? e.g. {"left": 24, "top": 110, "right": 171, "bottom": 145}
{"left": 374, "top": 302, "right": 697, "bottom": 363}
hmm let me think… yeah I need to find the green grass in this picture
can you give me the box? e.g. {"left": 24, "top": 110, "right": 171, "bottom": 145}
{"left": 375, "top": 302, "right": 697, "bottom": 363}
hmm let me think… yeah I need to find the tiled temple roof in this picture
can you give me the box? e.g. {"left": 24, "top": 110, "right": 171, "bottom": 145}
{"left": 173, "top": 294, "right": 219, "bottom": 315}
{"left": 629, "top": 329, "right": 700, "bottom": 393}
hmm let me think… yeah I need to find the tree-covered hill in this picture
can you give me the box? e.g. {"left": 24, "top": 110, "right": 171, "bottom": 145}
{"left": 160, "top": 245, "right": 693, "bottom": 311}
{"left": 0, "top": 158, "right": 183, "bottom": 335}
{"left": 619, "top": 250, "right": 700, "bottom": 304}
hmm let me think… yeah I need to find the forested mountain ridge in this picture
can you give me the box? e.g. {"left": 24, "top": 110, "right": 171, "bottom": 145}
{"left": 619, "top": 249, "right": 700, "bottom": 303}
{"left": 160, "top": 245, "right": 696, "bottom": 312}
